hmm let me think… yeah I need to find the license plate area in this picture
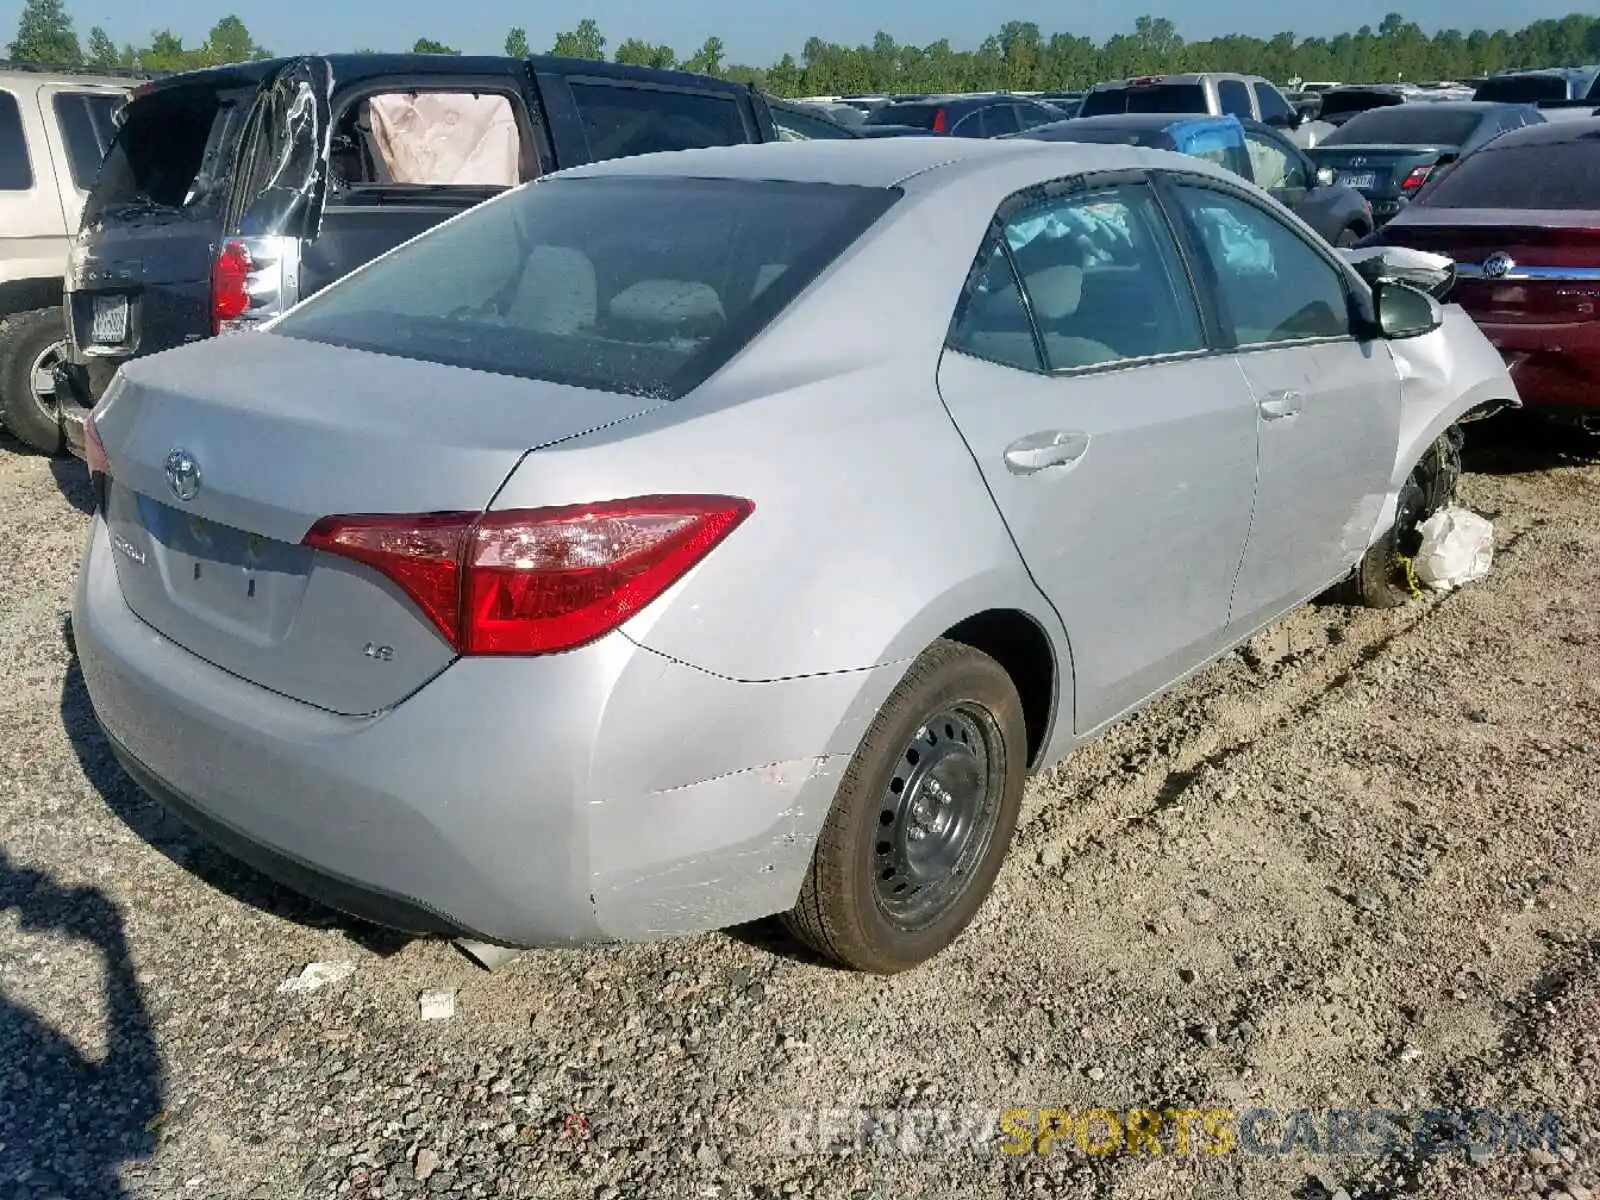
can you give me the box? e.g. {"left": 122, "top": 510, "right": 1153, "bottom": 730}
{"left": 1338, "top": 172, "right": 1376, "bottom": 190}
{"left": 90, "top": 295, "right": 129, "bottom": 345}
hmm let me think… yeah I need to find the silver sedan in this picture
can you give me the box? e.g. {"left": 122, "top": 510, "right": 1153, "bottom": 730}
{"left": 74, "top": 138, "right": 1517, "bottom": 973}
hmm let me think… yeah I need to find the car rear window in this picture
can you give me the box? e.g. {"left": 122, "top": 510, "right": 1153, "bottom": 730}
{"left": 1414, "top": 138, "right": 1600, "bottom": 210}
{"left": 1322, "top": 107, "right": 1485, "bottom": 146}
{"left": 83, "top": 83, "right": 251, "bottom": 224}
{"left": 567, "top": 82, "right": 747, "bottom": 159}
{"left": 1080, "top": 84, "right": 1208, "bottom": 116}
{"left": 865, "top": 103, "right": 943, "bottom": 129}
{"left": 272, "top": 175, "right": 900, "bottom": 399}
{"left": 52, "top": 91, "right": 122, "bottom": 189}
{"left": 1473, "top": 76, "right": 1569, "bottom": 104}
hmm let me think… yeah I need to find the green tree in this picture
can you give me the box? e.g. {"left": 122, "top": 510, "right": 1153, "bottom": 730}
{"left": 202, "top": 15, "right": 266, "bottom": 65}
{"left": 504, "top": 26, "right": 530, "bottom": 57}
{"left": 683, "top": 35, "right": 725, "bottom": 76}
{"left": 8, "top": 0, "right": 81, "bottom": 65}
{"left": 412, "top": 37, "right": 460, "bottom": 55}
{"left": 551, "top": 18, "right": 605, "bottom": 60}
{"left": 614, "top": 38, "right": 676, "bottom": 69}
{"left": 84, "top": 25, "right": 121, "bottom": 70}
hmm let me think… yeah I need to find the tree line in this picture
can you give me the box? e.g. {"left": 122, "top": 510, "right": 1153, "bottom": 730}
{"left": 8, "top": 0, "right": 1600, "bottom": 93}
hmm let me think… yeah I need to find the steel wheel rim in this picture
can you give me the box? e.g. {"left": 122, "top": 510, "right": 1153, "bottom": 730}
{"left": 28, "top": 339, "right": 64, "bottom": 412}
{"left": 872, "top": 704, "right": 1001, "bottom": 928}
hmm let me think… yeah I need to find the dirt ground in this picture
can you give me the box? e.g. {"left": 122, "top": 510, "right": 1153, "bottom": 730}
{"left": 0, "top": 420, "right": 1596, "bottom": 1200}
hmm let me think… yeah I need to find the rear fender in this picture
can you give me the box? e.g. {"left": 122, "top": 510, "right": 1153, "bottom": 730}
{"left": 1367, "top": 304, "right": 1521, "bottom": 544}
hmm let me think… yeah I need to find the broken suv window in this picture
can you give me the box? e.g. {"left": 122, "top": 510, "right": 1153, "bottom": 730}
{"left": 82, "top": 84, "right": 250, "bottom": 224}
{"left": 329, "top": 92, "right": 523, "bottom": 191}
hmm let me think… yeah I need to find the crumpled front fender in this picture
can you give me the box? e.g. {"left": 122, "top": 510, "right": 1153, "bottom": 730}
{"left": 1368, "top": 305, "right": 1521, "bottom": 545}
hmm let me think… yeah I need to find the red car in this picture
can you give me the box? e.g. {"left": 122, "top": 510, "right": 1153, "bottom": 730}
{"left": 1364, "top": 119, "right": 1600, "bottom": 426}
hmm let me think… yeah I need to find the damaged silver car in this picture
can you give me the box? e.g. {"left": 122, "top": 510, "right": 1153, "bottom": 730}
{"left": 73, "top": 139, "right": 1518, "bottom": 974}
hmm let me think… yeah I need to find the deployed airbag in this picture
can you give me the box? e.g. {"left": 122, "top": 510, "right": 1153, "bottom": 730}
{"left": 367, "top": 93, "right": 520, "bottom": 186}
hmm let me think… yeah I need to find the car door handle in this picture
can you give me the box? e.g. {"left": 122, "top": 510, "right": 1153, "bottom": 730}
{"left": 1258, "top": 390, "right": 1304, "bottom": 420}
{"left": 1003, "top": 430, "right": 1090, "bottom": 475}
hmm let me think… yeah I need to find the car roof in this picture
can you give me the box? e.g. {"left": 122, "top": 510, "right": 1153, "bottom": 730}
{"left": 1472, "top": 117, "right": 1600, "bottom": 148}
{"left": 553, "top": 136, "right": 1189, "bottom": 191}
{"left": 0, "top": 69, "right": 133, "bottom": 89}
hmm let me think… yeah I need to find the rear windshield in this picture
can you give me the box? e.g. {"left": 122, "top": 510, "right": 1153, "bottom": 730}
{"left": 272, "top": 175, "right": 899, "bottom": 399}
{"left": 1318, "top": 91, "right": 1404, "bottom": 118}
{"left": 1474, "top": 76, "right": 1570, "bottom": 103}
{"left": 1080, "top": 84, "right": 1208, "bottom": 116}
{"left": 52, "top": 91, "right": 122, "bottom": 189}
{"left": 865, "top": 103, "right": 942, "bottom": 129}
{"left": 1414, "top": 139, "right": 1600, "bottom": 210}
{"left": 82, "top": 84, "right": 250, "bottom": 225}
{"left": 1322, "top": 107, "right": 1484, "bottom": 147}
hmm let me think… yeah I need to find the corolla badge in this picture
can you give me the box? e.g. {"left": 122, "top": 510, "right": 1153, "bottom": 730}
{"left": 1482, "top": 251, "right": 1516, "bottom": 280}
{"left": 164, "top": 448, "right": 201, "bottom": 502}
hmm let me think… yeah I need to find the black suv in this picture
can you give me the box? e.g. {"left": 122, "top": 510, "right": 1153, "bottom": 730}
{"left": 54, "top": 53, "right": 777, "bottom": 455}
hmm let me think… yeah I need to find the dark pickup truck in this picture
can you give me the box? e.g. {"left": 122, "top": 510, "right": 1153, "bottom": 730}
{"left": 53, "top": 52, "right": 778, "bottom": 456}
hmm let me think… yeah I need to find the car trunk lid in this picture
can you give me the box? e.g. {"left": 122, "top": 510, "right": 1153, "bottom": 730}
{"left": 1308, "top": 144, "right": 1448, "bottom": 198}
{"left": 91, "top": 333, "right": 667, "bottom": 715}
{"left": 1380, "top": 209, "right": 1600, "bottom": 329}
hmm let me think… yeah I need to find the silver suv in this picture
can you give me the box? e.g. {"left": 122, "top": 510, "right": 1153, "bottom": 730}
{"left": 0, "top": 63, "right": 132, "bottom": 453}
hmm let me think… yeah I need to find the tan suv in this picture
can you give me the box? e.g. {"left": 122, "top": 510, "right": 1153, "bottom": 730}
{"left": 0, "top": 64, "right": 132, "bottom": 453}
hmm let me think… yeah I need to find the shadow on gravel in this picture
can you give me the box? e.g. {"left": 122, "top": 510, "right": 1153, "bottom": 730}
{"left": 59, "top": 643, "right": 413, "bottom": 960}
{"left": 0, "top": 849, "right": 163, "bottom": 1198}
{"left": 48, "top": 453, "right": 95, "bottom": 516}
{"left": 722, "top": 917, "right": 840, "bottom": 968}
{"left": 1462, "top": 412, "right": 1600, "bottom": 477}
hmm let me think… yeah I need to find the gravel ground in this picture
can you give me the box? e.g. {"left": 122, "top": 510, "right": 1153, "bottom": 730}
{"left": 1, "top": 421, "right": 1597, "bottom": 1200}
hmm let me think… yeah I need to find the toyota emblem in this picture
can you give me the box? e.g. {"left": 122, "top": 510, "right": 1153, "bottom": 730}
{"left": 1482, "top": 251, "right": 1516, "bottom": 280}
{"left": 165, "top": 448, "right": 201, "bottom": 503}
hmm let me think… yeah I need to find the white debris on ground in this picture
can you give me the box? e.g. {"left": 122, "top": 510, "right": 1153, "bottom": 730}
{"left": 418, "top": 987, "right": 457, "bottom": 1020}
{"left": 275, "top": 960, "right": 356, "bottom": 993}
{"left": 1414, "top": 505, "right": 1495, "bottom": 592}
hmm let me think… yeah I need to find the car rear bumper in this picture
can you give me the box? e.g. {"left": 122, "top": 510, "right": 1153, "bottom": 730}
{"left": 75, "top": 516, "right": 892, "bottom": 947}
{"left": 54, "top": 357, "right": 121, "bottom": 460}
{"left": 1473, "top": 320, "right": 1600, "bottom": 413}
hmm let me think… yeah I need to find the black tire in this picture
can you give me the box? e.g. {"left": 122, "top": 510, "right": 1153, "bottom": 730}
{"left": 0, "top": 307, "right": 67, "bottom": 455}
{"left": 785, "top": 638, "right": 1027, "bottom": 973}
{"left": 1337, "top": 427, "right": 1463, "bottom": 608}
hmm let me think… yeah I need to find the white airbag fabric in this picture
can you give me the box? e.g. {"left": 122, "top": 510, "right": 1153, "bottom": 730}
{"left": 367, "top": 93, "right": 520, "bottom": 186}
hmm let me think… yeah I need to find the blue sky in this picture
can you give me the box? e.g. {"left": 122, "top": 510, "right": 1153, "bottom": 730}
{"left": 14, "top": 0, "right": 1592, "bottom": 64}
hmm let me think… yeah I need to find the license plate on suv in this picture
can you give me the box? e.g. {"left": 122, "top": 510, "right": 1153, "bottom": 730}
{"left": 90, "top": 295, "right": 129, "bottom": 345}
{"left": 1338, "top": 172, "right": 1376, "bottom": 190}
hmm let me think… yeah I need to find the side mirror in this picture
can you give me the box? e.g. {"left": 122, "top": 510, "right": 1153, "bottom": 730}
{"left": 1315, "top": 165, "right": 1336, "bottom": 187}
{"left": 1375, "top": 280, "right": 1444, "bottom": 339}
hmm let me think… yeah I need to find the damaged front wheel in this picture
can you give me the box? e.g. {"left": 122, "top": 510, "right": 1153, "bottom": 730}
{"left": 1338, "top": 426, "right": 1464, "bottom": 609}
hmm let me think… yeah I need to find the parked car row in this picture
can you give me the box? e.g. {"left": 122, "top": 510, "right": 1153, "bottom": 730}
{"left": 2, "top": 47, "right": 1592, "bottom": 976}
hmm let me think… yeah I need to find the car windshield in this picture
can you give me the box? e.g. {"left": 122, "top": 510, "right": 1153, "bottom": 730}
{"left": 1414, "top": 138, "right": 1600, "bottom": 210}
{"left": 1474, "top": 75, "right": 1570, "bottom": 103}
{"left": 1322, "top": 107, "right": 1484, "bottom": 146}
{"left": 1080, "top": 84, "right": 1208, "bottom": 115}
{"left": 864, "top": 103, "right": 943, "bottom": 128}
{"left": 1318, "top": 91, "right": 1404, "bottom": 118}
{"left": 272, "top": 175, "right": 898, "bottom": 399}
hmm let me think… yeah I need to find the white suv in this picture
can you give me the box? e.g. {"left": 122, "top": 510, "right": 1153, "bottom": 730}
{"left": 0, "top": 64, "right": 132, "bottom": 453}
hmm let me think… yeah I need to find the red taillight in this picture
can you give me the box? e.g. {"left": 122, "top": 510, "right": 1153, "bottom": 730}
{"left": 84, "top": 408, "right": 109, "bottom": 478}
{"left": 1400, "top": 165, "right": 1433, "bottom": 192}
{"left": 211, "top": 239, "right": 252, "bottom": 334}
{"left": 932, "top": 107, "right": 948, "bottom": 133}
{"left": 303, "top": 496, "right": 754, "bottom": 656}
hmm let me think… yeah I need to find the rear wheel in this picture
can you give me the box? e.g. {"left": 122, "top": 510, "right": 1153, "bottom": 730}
{"left": 785, "top": 639, "right": 1027, "bottom": 973}
{"left": 0, "top": 307, "right": 67, "bottom": 455}
{"left": 1338, "top": 426, "right": 1463, "bottom": 608}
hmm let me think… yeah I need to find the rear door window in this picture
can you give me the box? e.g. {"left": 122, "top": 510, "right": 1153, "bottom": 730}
{"left": 567, "top": 82, "right": 747, "bottom": 160}
{"left": 0, "top": 90, "right": 32, "bottom": 190}
{"left": 52, "top": 91, "right": 121, "bottom": 189}
{"left": 1243, "top": 130, "right": 1305, "bottom": 188}
{"left": 981, "top": 104, "right": 1020, "bottom": 137}
{"left": 1218, "top": 80, "right": 1252, "bottom": 119}
{"left": 329, "top": 91, "right": 524, "bottom": 191}
{"left": 272, "top": 175, "right": 897, "bottom": 398}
